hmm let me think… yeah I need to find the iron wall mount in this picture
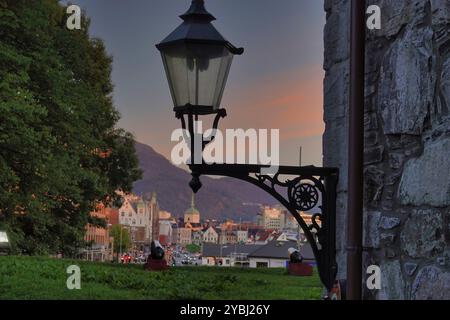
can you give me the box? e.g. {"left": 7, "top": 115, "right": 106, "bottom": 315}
{"left": 176, "top": 107, "right": 339, "bottom": 291}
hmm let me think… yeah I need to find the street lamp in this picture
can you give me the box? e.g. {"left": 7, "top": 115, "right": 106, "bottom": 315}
{"left": 157, "top": 0, "right": 339, "bottom": 293}
{"left": 156, "top": 0, "right": 243, "bottom": 116}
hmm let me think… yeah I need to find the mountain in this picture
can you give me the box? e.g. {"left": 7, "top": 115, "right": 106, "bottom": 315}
{"left": 132, "top": 142, "right": 278, "bottom": 220}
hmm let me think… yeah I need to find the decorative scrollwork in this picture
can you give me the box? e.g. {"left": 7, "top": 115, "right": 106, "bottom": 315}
{"left": 182, "top": 106, "right": 338, "bottom": 291}
{"left": 289, "top": 182, "right": 319, "bottom": 211}
{"left": 309, "top": 213, "right": 322, "bottom": 233}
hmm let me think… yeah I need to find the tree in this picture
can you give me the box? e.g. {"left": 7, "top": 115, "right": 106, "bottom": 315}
{"left": 186, "top": 244, "right": 201, "bottom": 254}
{"left": 0, "top": 0, "right": 142, "bottom": 255}
{"left": 110, "top": 225, "right": 131, "bottom": 256}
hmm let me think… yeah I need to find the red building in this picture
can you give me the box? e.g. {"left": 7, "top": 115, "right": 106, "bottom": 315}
{"left": 82, "top": 204, "right": 118, "bottom": 261}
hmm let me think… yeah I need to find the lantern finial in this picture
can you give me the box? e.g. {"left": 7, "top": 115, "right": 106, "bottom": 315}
{"left": 180, "top": 0, "right": 215, "bottom": 22}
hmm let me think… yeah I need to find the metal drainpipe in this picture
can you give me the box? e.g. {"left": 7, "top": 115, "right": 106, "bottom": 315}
{"left": 346, "top": 0, "right": 366, "bottom": 300}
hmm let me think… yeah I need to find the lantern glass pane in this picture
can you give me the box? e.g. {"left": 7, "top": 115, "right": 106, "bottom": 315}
{"left": 161, "top": 43, "right": 233, "bottom": 109}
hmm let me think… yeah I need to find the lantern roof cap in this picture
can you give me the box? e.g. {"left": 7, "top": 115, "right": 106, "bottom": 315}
{"left": 156, "top": 0, "right": 243, "bottom": 55}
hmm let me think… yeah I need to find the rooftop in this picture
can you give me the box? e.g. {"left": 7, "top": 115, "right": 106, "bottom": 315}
{"left": 248, "top": 240, "right": 314, "bottom": 260}
{"left": 202, "top": 240, "right": 315, "bottom": 261}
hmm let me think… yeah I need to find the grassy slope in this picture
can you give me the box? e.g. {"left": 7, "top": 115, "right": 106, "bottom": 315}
{"left": 0, "top": 256, "right": 322, "bottom": 300}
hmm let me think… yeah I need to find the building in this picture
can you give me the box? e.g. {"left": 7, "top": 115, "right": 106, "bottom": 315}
{"left": 236, "top": 230, "right": 248, "bottom": 244}
{"left": 184, "top": 193, "right": 200, "bottom": 224}
{"left": 219, "top": 230, "right": 237, "bottom": 245}
{"left": 119, "top": 196, "right": 147, "bottom": 235}
{"left": 220, "top": 220, "right": 235, "bottom": 231}
{"left": 192, "top": 230, "right": 203, "bottom": 246}
{"left": 128, "top": 225, "right": 147, "bottom": 245}
{"left": 202, "top": 226, "right": 219, "bottom": 244}
{"left": 172, "top": 225, "right": 192, "bottom": 245}
{"left": 118, "top": 193, "right": 160, "bottom": 250}
{"left": 159, "top": 220, "right": 173, "bottom": 242}
{"left": 185, "top": 221, "right": 203, "bottom": 232}
{"left": 247, "top": 240, "right": 315, "bottom": 268}
{"left": 284, "top": 214, "right": 299, "bottom": 230}
{"left": 257, "top": 206, "right": 286, "bottom": 230}
{"left": 82, "top": 204, "right": 116, "bottom": 262}
{"left": 253, "top": 231, "right": 272, "bottom": 245}
{"left": 159, "top": 210, "right": 172, "bottom": 220}
{"left": 201, "top": 244, "right": 264, "bottom": 267}
{"left": 147, "top": 192, "right": 160, "bottom": 242}
{"left": 201, "top": 241, "right": 315, "bottom": 269}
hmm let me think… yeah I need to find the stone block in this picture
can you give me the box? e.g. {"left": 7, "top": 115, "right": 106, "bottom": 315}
{"left": 378, "top": 260, "right": 405, "bottom": 300}
{"left": 324, "top": 62, "right": 349, "bottom": 121}
{"left": 431, "top": 0, "right": 450, "bottom": 26}
{"left": 399, "top": 136, "right": 450, "bottom": 207}
{"left": 412, "top": 266, "right": 450, "bottom": 299}
{"left": 438, "top": 56, "right": 450, "bottom": 117}
{"left": 400, "top": 209, "right": 445, "bottom": 258}
{"left": 380, "top": 233, "right": 396, "bottom": 244}
{"left": 379, "top": 26, "right": 435, "bottom": 135}
{"left": 364, "top": 166, "right": 384, "bottom": 203}
{"left": 364, "top": 112, "right": 378, "bottom": 130}
{"left": 388, "top": 152, "right": 405, "bottom": 169}
{"left": 365, "top": 131, "right": 379, "bottom": 147}
{"left": 364, "top": 145, "right": 384, "bottom": 165}
{"left": 379, "top": 216, "right": 401, "bottom": 230}
{"left": 404, "top": 262, "right": 418, "bottom": 276}
{"left": 323, "top": 118, "right": 348, "bottom": 192}
{"left": 324, "top": 0, "right": 350, "bottom": 70}
{"left": 364, "top": 211, "right": 381, "bottom": 249}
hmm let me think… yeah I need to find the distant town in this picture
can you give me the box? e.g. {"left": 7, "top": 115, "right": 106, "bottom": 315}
{"left": 82, "top": 192, "right": 318, "bottom": 269}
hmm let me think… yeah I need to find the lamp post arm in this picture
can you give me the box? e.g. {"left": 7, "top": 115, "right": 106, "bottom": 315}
{"left": 175, "top": 106, "right": 338, "bottom": 291}
{"left": 189, "top": 163, "right": 338, "bottom": 291}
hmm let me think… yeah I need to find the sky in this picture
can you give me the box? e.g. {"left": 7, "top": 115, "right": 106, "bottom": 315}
{"left": 66, "top": 0, "right": 326, "bottom": 167}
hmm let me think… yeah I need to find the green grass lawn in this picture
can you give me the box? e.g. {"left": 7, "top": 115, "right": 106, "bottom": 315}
{"left": 0, "top": 256, "right": 322, "bottom": 300}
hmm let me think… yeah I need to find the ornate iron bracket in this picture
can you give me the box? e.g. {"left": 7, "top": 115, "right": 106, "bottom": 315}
{"left": 176, "top": 108, "right": 339, "bottom": 291}
{"left": 190, "top": 164, "right": 338, "bottom": 291}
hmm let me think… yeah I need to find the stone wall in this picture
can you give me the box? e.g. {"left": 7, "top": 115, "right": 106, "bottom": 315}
{"left": 323, "top": 0, "right": 450, "bottom": 299}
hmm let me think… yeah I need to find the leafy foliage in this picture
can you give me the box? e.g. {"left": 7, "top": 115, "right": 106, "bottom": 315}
{"left": 0, "top": 0, "right": 142, "bottom": 255}
{"left": 186, "top": 243, "right": 201, "bottom": 254}
{"left": 110, "top": 224, "right": 131, "bottom": 255}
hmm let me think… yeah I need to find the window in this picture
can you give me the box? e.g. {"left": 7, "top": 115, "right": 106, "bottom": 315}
{"left": 256, "top": 262, "right": 268, "bottom": 268}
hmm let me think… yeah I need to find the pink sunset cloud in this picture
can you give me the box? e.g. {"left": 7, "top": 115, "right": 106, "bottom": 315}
{"left": 222, "top": 65, "right": 325, "bottom": 141}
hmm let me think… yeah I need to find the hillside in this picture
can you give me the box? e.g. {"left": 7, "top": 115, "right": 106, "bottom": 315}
{"left": 132, "top": 142, "right": 277, "bottom": 220}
